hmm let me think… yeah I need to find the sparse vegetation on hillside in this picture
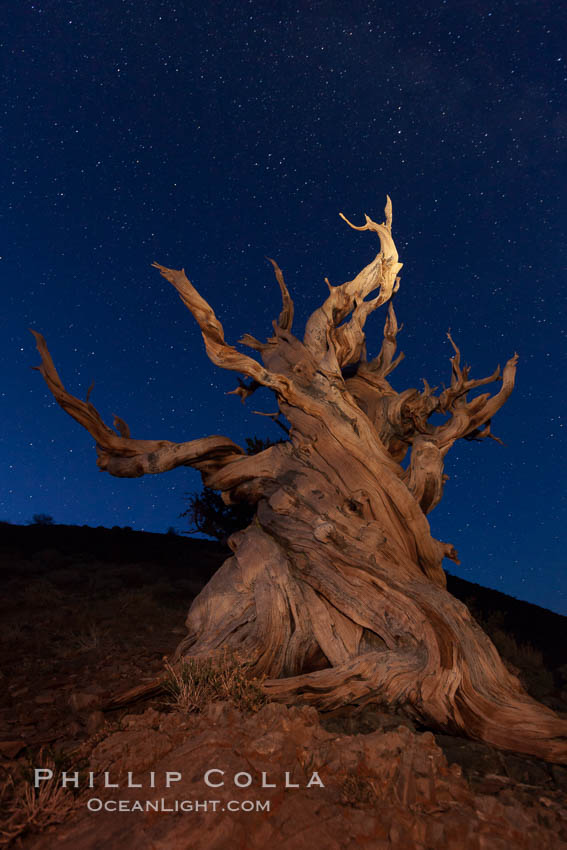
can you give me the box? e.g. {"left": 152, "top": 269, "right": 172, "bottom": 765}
{"left": 464, "top": 601, "right": 555, "bottom": 699}
{"left": 28, "top": 514, "right": 55, "bottom": 526}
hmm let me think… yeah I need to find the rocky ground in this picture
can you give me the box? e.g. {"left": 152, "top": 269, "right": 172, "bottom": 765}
{"left": 0, "top": 522, "right": 566, "bottom": 848}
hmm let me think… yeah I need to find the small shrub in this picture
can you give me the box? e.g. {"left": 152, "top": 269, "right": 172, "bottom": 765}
{"left": 179, "top": 487, "right": 256, "bottom": 543}
{"left": 465, "top": 604, "right": 555, "bottom": 700}
{"left": 179, "top": 436, "right": 285, "bottom": 542}
{"left": 163, "top": 649, "right": 267, "bottom": 714}
{"left": 481, "top": 625, "right": 543, "bottom": 670}
{"left": 483, "top": 625, "right": 554, "bottom": 698}
{"left": 28, "top": 513, "right": 55, "bottom": 526}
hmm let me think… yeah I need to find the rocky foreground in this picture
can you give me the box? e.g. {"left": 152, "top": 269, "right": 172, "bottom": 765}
{"left": 1, "top": 523, "right": 566, "bottom": 848}
{"left": 13, "top": 701, "right": 567, "bottom": 849}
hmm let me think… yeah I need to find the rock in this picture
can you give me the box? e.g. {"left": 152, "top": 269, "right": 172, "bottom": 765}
{"left": 66, "top": 720, "right": 82, "bottom": 737}
{"left": 89, "top": 728, "right": 173, "bottom": 775}
{"left": 86, "top": 711, "right": 105, "bottom": 735}
{"left": 35, "top": 691, "right": 57, "bottom": 704}
{"left": 23, "top": 704, "right": 567, "bottom": 850}
{"left": 0, "top": 739, "right": 26, "bottom": 758}
{"left": 69, "top": 692, "right": 101, "bottom": 712}
{"left": 120, "top": 708, "right": 162, "bottom": 731}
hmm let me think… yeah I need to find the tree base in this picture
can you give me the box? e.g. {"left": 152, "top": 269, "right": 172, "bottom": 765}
{"left": 168, "top": 525, "right": 567, "bottom": 764}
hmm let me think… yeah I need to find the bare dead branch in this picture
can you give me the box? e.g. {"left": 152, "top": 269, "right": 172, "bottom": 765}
{"left": 238, "top": 333, "right": 267, "bottom": 352}
{"left": 31, "top": 330, "right": 139, "bottom": 453}
{"left": 152, "top": 263, "right": 290, "bottom": 395}
{"left": 436, "top": 332, "right": 502, "bottom": 412}
{"left": 252, "top": 409, "right": 291, "bottom": 435}
{"left": 266, "top": 257, "right": 294, "bottom": 331}
{"left": 463, "top": 419, "right": 505, "bottom": 445}
{"left": 112, "top": 415, "right": 131, "bottom": 438}
{"left": 30, "top": 330, "right": 244, "bottom": 477}
{"left": 303, "top": 198, "right": 403, "bottom": 369}
{"left": 227, "top": 377, "right": 262, "bottom": 403}
{"left": 436, "top": 352, "right": 519, "bottom": 444}
{"left": 367, "top": 302, "right": 405, "bottom": 377}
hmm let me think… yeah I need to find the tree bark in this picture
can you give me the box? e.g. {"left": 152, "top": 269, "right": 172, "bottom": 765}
{"left": 32, "top": 199, "right": 567, "bottom": 763}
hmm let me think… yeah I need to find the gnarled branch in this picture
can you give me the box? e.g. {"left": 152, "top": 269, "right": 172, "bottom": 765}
{"left": 227, "top": 377, "right": 262, "bottom": 403}
{"left": 303, "top": 197, "right": 403, "bottom": 370}
{"left": 31, "top": 330, "right": 244, "bottom": 478}
{"left": 152, "top": 263, "right": 290, "bottom": 396}
{"left": 437, "top": 332, "right": 502, "bottom": 413}
{"left": 267, "top": 257, "right": 293, "bottom": 332}
{"left": 399, "top": 344, "right": 519, "bottom": 512}
{"left": 436, "top": 351, "right": 519, "bottom": 445}
{"left": 367, "top": 302, "right": 405, "bottom": 377}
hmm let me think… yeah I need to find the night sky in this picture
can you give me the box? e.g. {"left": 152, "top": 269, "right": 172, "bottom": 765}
{"left": 3, "top": 1, "right": 566, "bottom": 613}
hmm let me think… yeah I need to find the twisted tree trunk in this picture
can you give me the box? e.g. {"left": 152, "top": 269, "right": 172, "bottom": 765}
{"left": 32, "top": 199, "right": 567, "bottom": 763}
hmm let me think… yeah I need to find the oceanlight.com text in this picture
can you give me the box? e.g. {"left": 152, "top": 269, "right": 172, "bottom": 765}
{"left": 86, "top": 798, "right": 270, "bottom": 813}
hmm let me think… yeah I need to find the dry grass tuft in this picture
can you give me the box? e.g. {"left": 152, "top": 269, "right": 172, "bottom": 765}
{"left": 163, "top": 649, "right": 267, "bottom": 714}
{"left": 0, "top": 750, "right": 75, "bottom": 846}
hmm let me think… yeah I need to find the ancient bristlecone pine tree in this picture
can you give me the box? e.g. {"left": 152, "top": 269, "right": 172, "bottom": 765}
{"left": 32, "top": 199, "right": 567, "bottom": 763}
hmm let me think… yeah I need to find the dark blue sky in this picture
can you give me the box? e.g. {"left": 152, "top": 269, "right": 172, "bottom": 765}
{"left": 2, "top": 1, "right": 566, "bottom": 613}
